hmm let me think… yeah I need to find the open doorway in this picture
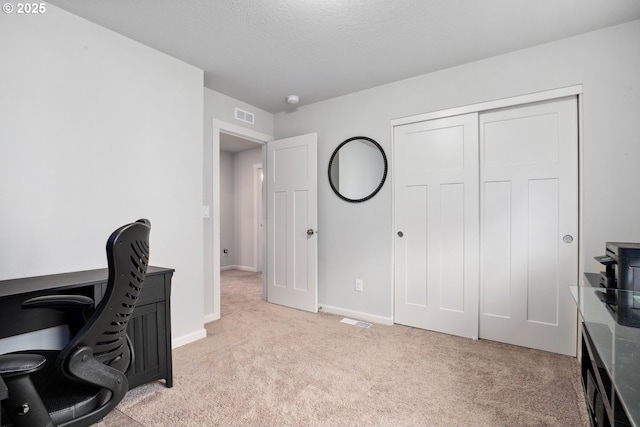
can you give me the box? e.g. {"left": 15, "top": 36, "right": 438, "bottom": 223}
{"left": 219, "top": 132, "right": 263, "bottom": 273}
{"left": 208, "top": 119, "right": 273, "bottom": 323}
{"left": 219, "top": 133, "right": 264, "bottom": 316}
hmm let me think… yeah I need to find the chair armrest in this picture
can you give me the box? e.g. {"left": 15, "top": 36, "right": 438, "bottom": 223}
{"left": 22, "top": 295, "right": 95, "bottom": 335}
{"left": 0, "top": 354, "right": 46, "bottom": 378}
{"left": 22, "top": 294, "right": 94, "bottom": 310}
{"left": 0, "top": 354, "right": 52, "bottom": 427}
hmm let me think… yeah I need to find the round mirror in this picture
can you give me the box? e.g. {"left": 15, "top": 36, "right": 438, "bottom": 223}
{"left": 328, "top": 136, "right": 388, "bottom": 203}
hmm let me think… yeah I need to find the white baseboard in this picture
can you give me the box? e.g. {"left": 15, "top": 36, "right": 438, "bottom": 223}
{"left": 220, "top": 265, "right": 257, "bottom": 272}
{"left": 203, "top": 313, "right": 219, "bottom": 324}
{"left": 319, "top": 305, "right": 394, "bottom": 326}
{"left": 236, "top": 265, "right": 257, "bottom": 272}
{"left": 172, "top": 328, "right": 207, "bottom": 349}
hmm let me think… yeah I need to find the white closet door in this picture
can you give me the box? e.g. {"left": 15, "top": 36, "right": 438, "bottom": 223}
{"left": 479, "top": 97, "right": 578, "bottom": 356}
{"left": 394, "top": 113, "right": 479, "bottom": 339}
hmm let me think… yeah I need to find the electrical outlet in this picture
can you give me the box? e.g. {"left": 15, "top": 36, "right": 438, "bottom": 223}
{"left": 355, "top": 279, "right": 363, "bottom": 292}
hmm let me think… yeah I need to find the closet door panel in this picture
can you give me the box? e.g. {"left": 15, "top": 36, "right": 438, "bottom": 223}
{"left": 527, "top": 178, "right": 560, "bottom": 325}
{"left": 479, "top": 97, "right": 578, "bottom": 356}
{"left": 439, "top": 183, "right": 465, "bottom": 312}
{"left": 403, "top": 184, "right": 428, "bottom": 307}
{"left": 394, "top": 113, "right": 479, "bottom": 339}
{"left": 481, "top": 180, "right": 512, "bottom": 319}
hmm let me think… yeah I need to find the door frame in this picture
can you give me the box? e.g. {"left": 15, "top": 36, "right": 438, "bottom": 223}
{"left": 253, "top": 163, "right": 263, "bottom": 273}
{"left": 209, "top": 119, "right": 273, "bottom": 322}
{"left": 390, "top": 84, "right": 584, "bottom": 322}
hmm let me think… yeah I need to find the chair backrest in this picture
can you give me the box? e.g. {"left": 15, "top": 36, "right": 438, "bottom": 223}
{"left": 59, "top": 219, "right": 151, "bottom": 374}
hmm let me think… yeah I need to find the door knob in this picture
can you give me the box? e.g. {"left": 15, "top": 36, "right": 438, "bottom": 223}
{"left": 562, "top": 235, "right": 573, "bottom": 243}
{"left": 307, "top": 229, "right": 315, "bottom": 236}
{"left": 397, "top": 231, "right": 404, "bottom": 238}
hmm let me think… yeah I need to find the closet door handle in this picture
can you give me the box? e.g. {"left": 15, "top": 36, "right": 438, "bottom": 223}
{"left": 397, "top": 231, "right": 404, "bottom": 238}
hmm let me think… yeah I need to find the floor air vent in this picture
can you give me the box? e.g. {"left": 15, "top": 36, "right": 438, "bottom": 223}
{"left": 340, "top": 318, "right": 372, "bottom": 328}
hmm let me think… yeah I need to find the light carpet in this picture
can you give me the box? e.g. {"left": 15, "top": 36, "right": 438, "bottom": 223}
{"left": 112, "top": 269, "right": 589, "bottom": 426}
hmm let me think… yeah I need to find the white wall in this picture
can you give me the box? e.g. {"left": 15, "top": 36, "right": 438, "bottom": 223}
{"left": 220, "top": 151, "right": 235, "bottom": 268}
{"left": 203, "top": 89, "right": 274, "bottom": 138}
{"left": 274, "top": 20, "right": 640, "bottom": 321}
{"left": 0, "top": 5, "right": 205, "bottom": 347}
{"left": 233, "top": 148, "right": 263, "bottom": 270}
{"left": 219, "top": 148, "right": 263, "bottom": 271}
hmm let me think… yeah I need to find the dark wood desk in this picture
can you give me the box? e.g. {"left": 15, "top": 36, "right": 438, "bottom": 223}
{"left": 0, "top": 266, "right": 174, "bottom": 389}
{"left": 577, "top": 273, "right": 638, "bottom": 427}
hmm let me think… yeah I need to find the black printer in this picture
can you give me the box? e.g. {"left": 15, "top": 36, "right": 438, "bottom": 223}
{"left": 595, "top": 242, "right": 640, "bottom": 327}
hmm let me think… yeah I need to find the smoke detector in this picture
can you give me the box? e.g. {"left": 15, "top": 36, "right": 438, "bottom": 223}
{"left": 286, "top": 95, "right": 300, "bottom": 105}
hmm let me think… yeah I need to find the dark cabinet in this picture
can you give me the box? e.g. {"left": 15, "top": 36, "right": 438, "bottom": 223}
{"left": 0, "top": 266, "right": 174, "bottom": 390}
{"left": 581, "top": 324, "right": 631, "bottom": 427}
{"left": 126, "top": 269, "right": 173, "bottom": 388}
{"left": 93, "top": 266, "right": 174, "bottom": 389}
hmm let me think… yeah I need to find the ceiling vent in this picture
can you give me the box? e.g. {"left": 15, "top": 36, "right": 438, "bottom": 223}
{"left": 235, "top": 107, "right": 255, "bottom": 125}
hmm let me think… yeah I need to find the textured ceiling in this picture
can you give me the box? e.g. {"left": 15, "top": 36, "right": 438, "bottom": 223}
{"left": 47, "top": 0, "right": 640, "bottom": 114}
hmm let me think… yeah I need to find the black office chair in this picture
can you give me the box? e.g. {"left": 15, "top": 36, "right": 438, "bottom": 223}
{"left": 0, "top": 219, "right": 151, "bottom": 427}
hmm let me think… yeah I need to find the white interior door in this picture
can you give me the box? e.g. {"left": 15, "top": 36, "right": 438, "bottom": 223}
{"left": 394, "top": 113, "right": 479, "bottom": 339}
{"left": 479, "top": 97, "right": 578, "bottom": 356}
{"left": 266, "top": 133, "right": 318, "bottom": 312}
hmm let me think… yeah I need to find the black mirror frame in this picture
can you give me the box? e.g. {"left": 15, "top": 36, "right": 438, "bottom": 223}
{"left": 328, "top": 136, "right": 388, "bottom": 203}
